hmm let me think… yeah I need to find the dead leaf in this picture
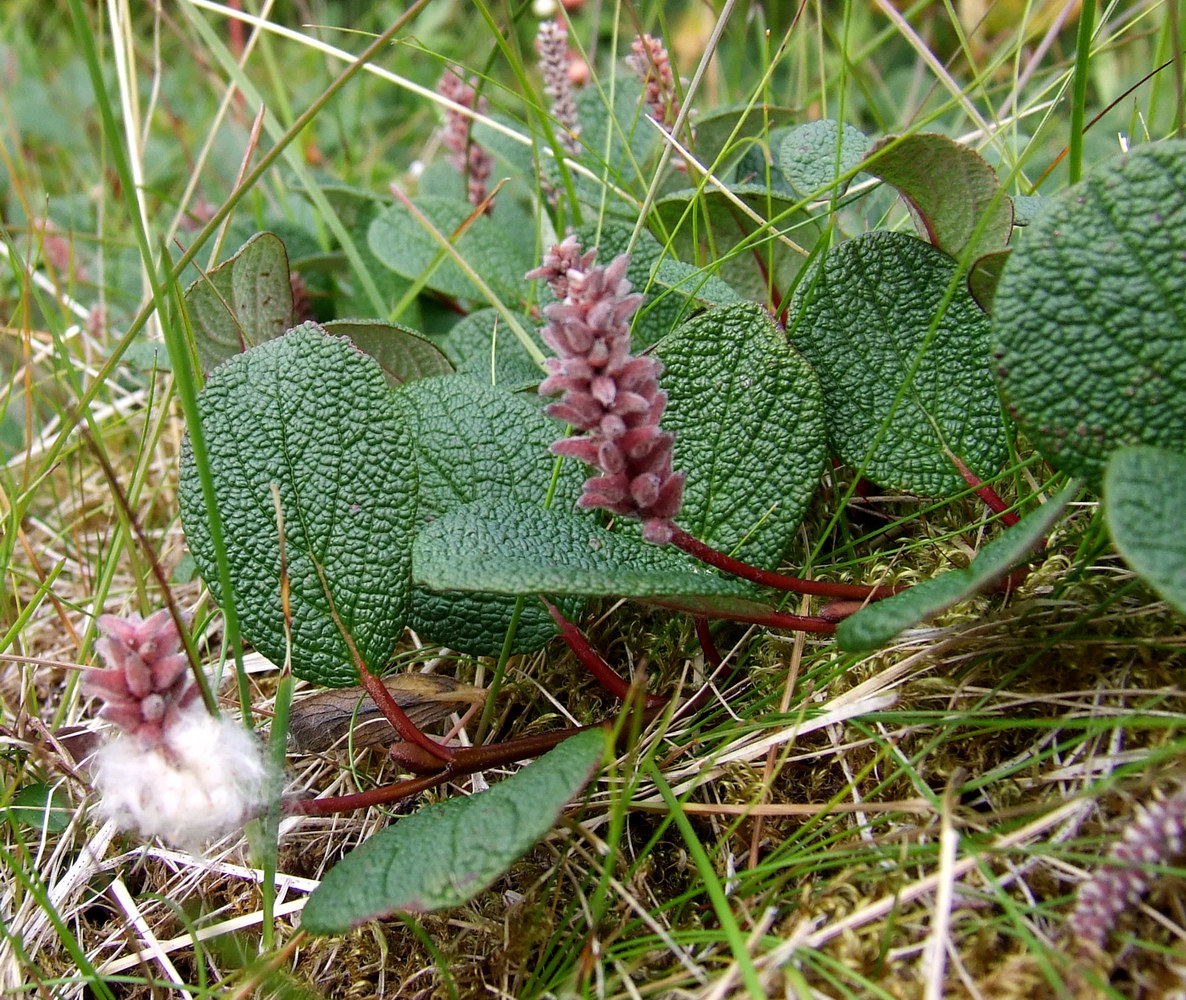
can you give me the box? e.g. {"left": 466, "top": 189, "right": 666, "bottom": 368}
{"left": 288, "top": 673, "right": 485, "bottom": 753}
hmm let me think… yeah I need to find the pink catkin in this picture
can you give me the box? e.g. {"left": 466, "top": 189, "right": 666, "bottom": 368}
{"left": 529, "top": 236, "right": 684, "bottom": 543}
{"left": 536, "top": 21, "right": 582, "bottom": 156}
{"left": 628, "top": 34, "right": 680, "bottom": 129}
{"left": 437, "top": 68, "right": 495, "bottom": 211}
{"left": 83, "top": 610, "right": 198, "bottom": 748}
{"left": 1068, "top": 786, "right": 1186, "bottom": 950}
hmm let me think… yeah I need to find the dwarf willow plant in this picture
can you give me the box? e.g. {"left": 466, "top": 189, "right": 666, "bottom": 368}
{"left": 174, "top": 54, "right": 1186, "bottom": 930}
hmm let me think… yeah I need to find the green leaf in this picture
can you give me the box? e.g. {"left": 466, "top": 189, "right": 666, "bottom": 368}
{"left": 733, "top": 142, "right": 795, "bottom": 196}
{"left": 993, "top": 141, "right": 1186, "bottom": 484}
{"left": 838, "top": 482, "right": 1076, "bottom": 651}
{"left": 396, "top": 376, "right": 584, "bottom": 655}
{"left": 570, "top": 78, "right": 657, "bottom": 195}
{"left": 967, "top": 249, "right": 1010, "bottom": 313}
{"left": 652, "top": 258, "right": 743, "bottom": 307}
{"left": 652, "top": 183, "right": 822, "bottom": 303}
{"left": 864, "top": 134, "right": 1013, "bottom": 263}
{"left": 8, "top": 783, "right": 72, "bottom": 833}
{"left": 413, "top": 499, "right": 764, "bottom": 603}
{"left": 788, "top": 230, "right": 1009, "bottom": 496}
{"left": 691, "top": 104, "right": 799, "bottom": 174}
{"left": 183, "top": 232, "right": 294, "bottom": 373}
{"left": 778, "top": 120, "right": 870, "bottom": 197}
{"left": 1105, "top": 446, "right": 1186, "bottom": 616}
{"left": 368, "top": 196, "right": 535, "bottom": 304}
{"left": 571, "top": 223, "right": 695, "bottom": 351}
{"left": 322, "top": 319, "right": 453, "bottom": 386}
{"left": 659, "top": 303, "right": 826, "bottom": 568}
{"left": 301, "top": 727, "right": 606, "bottom": 930}
{"left": 434, "top": 308, "right": 543, "bottom": 390}
{"left": 179, "top": 324, "right": 417, "bottom": 687}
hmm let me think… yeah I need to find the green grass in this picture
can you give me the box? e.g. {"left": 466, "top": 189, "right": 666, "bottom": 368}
{"left": 1, "top": 1, "right": 1184, "bottom": 997}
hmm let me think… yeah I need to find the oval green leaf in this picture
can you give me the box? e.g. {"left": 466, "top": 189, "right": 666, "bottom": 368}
{"left": 435, "top": 308, "right": 543, "bottom": 391}
{"left": 396, "top": 375, "right": 585, "bottom": 655}
{"left": 301, "top": 727, "right": 606, "bottom": 931}
{"left": 864, "top": 133, "right": 1013, "bottom": 263}
{"left": 413, "top": 498, "right": 763, "bottom": 603}
{"left": 993, "top": 141, "right": 1186, "bottom": 484}
{"left": 179, "top": 324, "right": 417, "bottom": 687}
{"left": 322, "top": 319, "right": 453, "bottom": 386}
{"left": 659, "top": 302, "right": 826, "bottom": 569}
{"left": 183, "top": 232, "right": 294, "bottom": 373}
{"left": 652, "top": 183, "right": 822, "bottom": 304}
{"left": 1105, "top": 446, "right": 1186, "bottom": 616}
{"left": 778, "top": 119, "right": 870, "bottom": 198}
{"left": 788, "top": 230, "right": 1008, "bottom": 496}
{"left": 368, "top": 195, "right": 535, "bottom": 304}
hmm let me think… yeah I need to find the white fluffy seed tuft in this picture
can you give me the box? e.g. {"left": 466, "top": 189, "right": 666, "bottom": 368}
{"left": 92, "top": 704, "right": 271, "bottom": 852}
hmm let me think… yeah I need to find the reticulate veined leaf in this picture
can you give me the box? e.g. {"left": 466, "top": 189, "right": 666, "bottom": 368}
{"left": 691, "top": 104, "right": 799, "bottom": 174}
{"left": 434, "top": 308, "right": 543, "bottom": 390}
{"left": 179, "top": 324, "right": 417, "bottom": 688}
{"left": 565, "top": 78, "right": 657, "bottom": 202}
{"left": 864, "top": 133, "right": 1013, "bottom": 263}
{"left": 652, "top": 183, "right": 822, "bottom": 304}
{"left": 183, "top": 232, "right": 293, "bottom": 373}
{"left": 301, "top": 727, "right": 606, "bottom": 931}
{"left": 837, "top": 481, "right": 1076, "bottom": 651}
{"left": 571, "top": 223, "right": 700, "bottom": 350}
{"left": 658, "top": 302, "right": 826, "bottom": 569}
{"left": 993, "top": 141, "right": 1186, "bottom": 484}
{"left": 788, "top": 230, "right": 1009, "bottom": 496}
{"left": 412, "top": 498, "right": 764, "bottom": 604}
{"left": 368, "top": 195, "right": 536, "bottom": 304}
{"left": 396, "top": 375, "right": 585, "bottom": 655}
{"left": 1105, "top": 446, "right": 1186, "bottom": 617}
{"left": 778, "top": 119, "right": 870, "bottom": 198}
{"left": 322, "top": 319, "right": 453, "bottom": 386}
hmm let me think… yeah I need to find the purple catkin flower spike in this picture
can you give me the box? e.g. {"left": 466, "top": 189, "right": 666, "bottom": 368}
{"left": 437, "top": 67, "right": 495, "bottom": 212}
{"left": 1068, "top": 785, "right": 1186, "bottom": 950}
{"left": 529, "top": 237, "right": 685, "bottom": 542}
{"left": 84, "top": 611, "right": 198, "bottom": 748}
{"left": 628, "top": 33, "right": 681, "bottom": 130}
{"left": 536, "top": 21, "right": 582, "bottom": 156}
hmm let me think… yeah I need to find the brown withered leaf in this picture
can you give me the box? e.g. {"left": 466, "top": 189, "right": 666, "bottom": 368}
{"left": 288, "top": 673, "right": 485, "bottom": 754}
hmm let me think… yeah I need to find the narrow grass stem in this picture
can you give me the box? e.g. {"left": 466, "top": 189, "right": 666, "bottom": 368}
{"left": 670, "top": 527, "right": 899, "bottom": 600}
{"left": 1068, "top": 0, "right": 1097, "bottom": 184}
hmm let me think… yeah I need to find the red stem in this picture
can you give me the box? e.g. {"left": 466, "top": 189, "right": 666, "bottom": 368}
{"left": 356, "top": 663, "right": 455, "bottom": 764}
{"left": 287, "top": 770, "right": 451, "bottom": 816}
{"left": 286, "top": 725, "right": 610, "bottom": 816}
{"left": 704, "top": 605, "right": 837, "bottom": 634}
{"left": 670, "top": 527, "right": 899, "bottom": 600}
{"left": 949, "top": 454, "right": 1020, "bottom": 527}
{"left": 693, "top": 617, "right": 722, "bottom": 670}
{"left": 543, "top": 597, "right": 667, "bottom": 709}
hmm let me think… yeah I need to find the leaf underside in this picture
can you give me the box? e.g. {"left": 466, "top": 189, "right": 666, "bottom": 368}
{"left": 301, "top": 727, "right": 606, "bottom": 931}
